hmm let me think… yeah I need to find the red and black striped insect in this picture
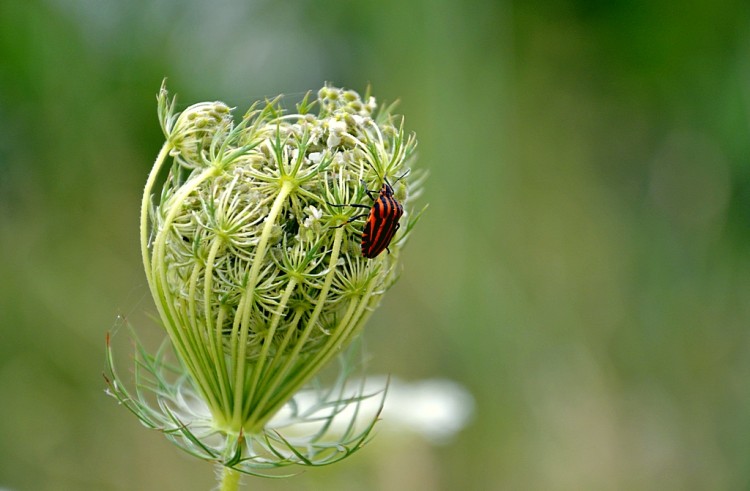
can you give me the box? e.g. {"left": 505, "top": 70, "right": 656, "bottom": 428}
{"left": 330, "top": 172, "right": 408, "bottom": 258}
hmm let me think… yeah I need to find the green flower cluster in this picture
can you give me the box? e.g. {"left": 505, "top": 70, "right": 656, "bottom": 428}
{"left": 105, "top": 82, "right": 424, "bottom": 479}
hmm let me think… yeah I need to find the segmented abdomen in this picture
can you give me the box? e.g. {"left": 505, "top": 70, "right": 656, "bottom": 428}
{"left": 361, "top": 194, "right": 403, "bottom": 258}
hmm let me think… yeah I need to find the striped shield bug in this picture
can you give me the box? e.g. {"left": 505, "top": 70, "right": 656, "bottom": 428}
{"left": 329, "top": 170, "right": 409, "bottom": 259}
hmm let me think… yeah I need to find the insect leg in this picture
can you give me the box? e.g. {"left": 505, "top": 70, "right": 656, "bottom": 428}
{"left": 326, "top": 202, "right": 371, "bottom": 210}
{"left": 360, "top": 179, "right": 378, "bottom": 200}
{"left": 332, "top": 213, "right": 369, "bottom": 229}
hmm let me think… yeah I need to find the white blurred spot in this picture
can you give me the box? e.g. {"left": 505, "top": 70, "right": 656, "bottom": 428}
{"left": 382, "top": 377, "right": 475, "bottom": 444}
{"left": 271, "top": 376, "right": 474, "bottom": 445}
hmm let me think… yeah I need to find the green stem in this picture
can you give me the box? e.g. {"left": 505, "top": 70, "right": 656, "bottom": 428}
{"left": 204, "top": 238, "right": 232, "bottom": 422}
{"left": 245, "top": 227, "right": 344, "bottom": 431}
{"left": 150, "top": 166, "right": 222, "bottom": 411}
{"left": 140, "top": 142, "right": 172, "bottom": 286}
{"left": 231, "top": 179, "right": 295, "bottom": 429}
{"left": 263, "top": 279, "right": 377, "bottom": 417}
{"left": 243, "top": 277, "right": 298, "bottom": 416}
{"left": 219, "top": 466, "right": 241, "bottom": 491}
{"left": 141, "top": 145, "right": 224, "bottom": 415}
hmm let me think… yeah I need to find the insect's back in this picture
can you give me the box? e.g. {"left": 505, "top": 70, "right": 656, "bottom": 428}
{"left": 361, "top": 184, "right": 403, "bottom": 258}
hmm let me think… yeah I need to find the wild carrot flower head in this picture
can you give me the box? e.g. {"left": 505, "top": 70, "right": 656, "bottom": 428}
{"left": 105, "top": 82, "right": 424, "bottom": 476}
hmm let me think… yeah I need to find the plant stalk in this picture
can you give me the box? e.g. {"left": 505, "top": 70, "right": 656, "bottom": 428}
{"left": 219, "top": 466, "right": 241, "bottom": 491}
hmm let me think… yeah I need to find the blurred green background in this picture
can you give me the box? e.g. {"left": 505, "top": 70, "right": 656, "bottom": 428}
{"left": 2, "top": 0, "right": 750, "bottom": 489}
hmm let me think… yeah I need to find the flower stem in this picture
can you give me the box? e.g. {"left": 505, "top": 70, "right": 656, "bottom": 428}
{"left": 219, "top": 466, "right": 241, "bottom": 491}
{"left": 232, "top": 179, "right": 295, "bottom": 428}
{"left": 140, "top": 142, "right": 172, "bottom": 284}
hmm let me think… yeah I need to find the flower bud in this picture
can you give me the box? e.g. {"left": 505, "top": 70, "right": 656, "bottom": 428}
{"left": 167, "top": 101, "right": 233, "bottom": 168}
{"left": 105, "top": 83, "right": 425, "bottom": 477}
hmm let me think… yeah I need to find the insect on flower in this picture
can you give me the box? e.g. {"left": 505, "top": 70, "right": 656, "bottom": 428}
{"left": 106, "top": 83, "right": 424, "bottom": 485}
{"left": 331, "top": 170, "right": 409, "bottom": 258}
